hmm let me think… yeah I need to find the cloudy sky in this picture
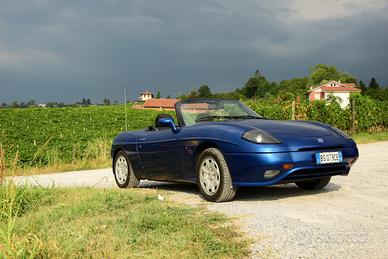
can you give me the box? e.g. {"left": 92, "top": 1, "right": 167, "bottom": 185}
{"left": 0, "top": 0, "right": 387, "bottom": 103}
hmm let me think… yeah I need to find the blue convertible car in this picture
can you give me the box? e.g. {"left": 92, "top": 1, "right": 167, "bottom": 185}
{"left": 112, "top": 99, "right": 359, "bottom": 202}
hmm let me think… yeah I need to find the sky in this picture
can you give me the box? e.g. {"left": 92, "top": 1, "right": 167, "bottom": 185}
{"left": 0, "top": 0, "right": 387, "bottom": 103}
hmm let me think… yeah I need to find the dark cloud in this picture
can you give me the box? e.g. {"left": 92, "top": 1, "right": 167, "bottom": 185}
{"left": 0, "top": 0, "right": 387, "bottom": 103}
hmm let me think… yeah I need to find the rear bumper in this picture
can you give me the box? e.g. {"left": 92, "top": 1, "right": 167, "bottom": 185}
{"left": 224, "top": 146, "right": 359, "bottom": 187}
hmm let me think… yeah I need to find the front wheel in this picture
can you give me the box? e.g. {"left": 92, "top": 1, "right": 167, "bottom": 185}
{"left": 113, "top": 151, "right": 140, "bottom": 188}
{"left": 196, "top": 148, "right": 236, "bottom": 202}
{"left": 295, "top": 177, "right": 331, "bottom": 190}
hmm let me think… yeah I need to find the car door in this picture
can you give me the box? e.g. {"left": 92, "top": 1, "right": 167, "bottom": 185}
{"left": 136, "top": 129, "right": 179, "bottom": 181}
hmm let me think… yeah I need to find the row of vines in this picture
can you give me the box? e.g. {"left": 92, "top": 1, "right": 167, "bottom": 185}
{"left": 0, "top": 106, "right": 173, "bottom": 169}
{"left": 246, "top": 94, "right": 388, "bottom": 132}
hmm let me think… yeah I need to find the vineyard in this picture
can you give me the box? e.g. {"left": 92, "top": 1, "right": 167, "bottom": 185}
{"left": 0, "top": 94, "right": 387, "bottom": 174}
{"left": 0, "top": 106, "right": 173, "bottom": 172}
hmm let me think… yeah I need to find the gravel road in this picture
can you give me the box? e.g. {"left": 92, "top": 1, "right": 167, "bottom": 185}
{"left": 12, "top": 142, "right": 388, "bottom": 258}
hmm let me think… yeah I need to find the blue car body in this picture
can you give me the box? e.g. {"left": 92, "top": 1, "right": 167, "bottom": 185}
{"left": 112, "top": 100, "right": 359, "bottom": 187}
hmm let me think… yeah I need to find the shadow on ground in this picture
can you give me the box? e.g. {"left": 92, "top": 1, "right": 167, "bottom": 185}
{"left": 140, "top": 181, "right": 341, "bottom": 202}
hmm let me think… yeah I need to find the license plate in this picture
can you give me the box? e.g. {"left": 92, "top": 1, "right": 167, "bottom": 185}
{"left": 316, "top": 151, "right": 343, "bottom": 164}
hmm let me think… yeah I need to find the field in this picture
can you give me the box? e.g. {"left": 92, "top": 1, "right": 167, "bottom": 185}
{"left": 0, "top": 106, "right": 173, "bottom": 174}
{"left": 0, "top": 97, "right": 387, "bottom": 175}
{"left": 0, "top": 184, "right": 248, "bottom": 258}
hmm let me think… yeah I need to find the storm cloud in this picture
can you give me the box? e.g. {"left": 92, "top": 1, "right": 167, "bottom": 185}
{"left": 0, "top": 0, "right": 387, "bottom": 103}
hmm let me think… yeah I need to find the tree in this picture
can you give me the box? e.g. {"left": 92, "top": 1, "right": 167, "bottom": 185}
{"left": 187, "top": 90, "right": 199, "bottom": 98}
{"left": 86, "top": 99, "right": 91, "bottom": 105}
{"left": 11, "top": 101, "right": 19, "bottom": 108}
{"left": 1, "top": 103, "right": 7, "bottom": 108}
{"left": 242, "top": 70, "right": 271, "bottom": 99}
{"left": 368, "top": 77, "right": 380, "bottom": 90}
{"left": 156, "top": 91, "right": 161, "bottom": 99}
{"left": 103, "top": 98, "right": 111, "bottom": 105}
{"left": 307, "top": 64, "right": 356, "bottom": 86}
{"left": 198, "top": 85, "right": 212, "bottom": 98}
{"left": 278, "top": 77, "right": 308, "bottom": 98}
{"left": 166, "top": 95, "right": 171, "bottom": 99}
{"left": 82, "top": 98, "right": 87, "bottom": 105}
{"left": 358, "top": 80, "right": 367, "bottom": 92}
{"left": 27, "top": 99, "right": 36, "bottom": 107}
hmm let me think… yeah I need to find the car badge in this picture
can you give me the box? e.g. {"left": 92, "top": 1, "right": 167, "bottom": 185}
{"left": 317, "top": 138, "right": 324, "bottom": 143}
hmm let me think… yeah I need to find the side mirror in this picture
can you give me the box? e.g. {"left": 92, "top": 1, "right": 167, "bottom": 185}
{"left": 158, "top": 117, "right": 179, "bottom": 133}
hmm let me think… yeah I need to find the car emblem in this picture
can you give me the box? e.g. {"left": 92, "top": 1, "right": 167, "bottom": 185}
{"left": 317, "top": 138, "right": 324, "bottom": 143}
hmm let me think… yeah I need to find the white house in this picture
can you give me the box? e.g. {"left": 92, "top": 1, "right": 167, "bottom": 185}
{"left": 139, "top": 91, "right": 154, "bottom": 101}
{"left": 308, "top": 80, "right": 361, "bottom": 108}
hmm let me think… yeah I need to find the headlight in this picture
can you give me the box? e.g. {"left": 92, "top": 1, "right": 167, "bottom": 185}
{"left": 242, "top": 129, "right": 281, "bottom": 144}
{"left": 331, "top": 126, "right": 352, "bottom": 139}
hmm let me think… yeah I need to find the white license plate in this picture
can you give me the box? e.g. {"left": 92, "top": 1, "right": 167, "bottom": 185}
{"left": 316, "top": 151, "right": 343, "bottom": 164}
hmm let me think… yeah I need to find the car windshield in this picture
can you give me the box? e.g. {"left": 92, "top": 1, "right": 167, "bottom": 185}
{"left": 177, "top": 99, "right": 262, "bottom": 126}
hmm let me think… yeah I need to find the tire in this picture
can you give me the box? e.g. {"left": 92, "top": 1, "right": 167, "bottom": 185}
{"left": 113, "top": 150, "right": 140, "bottom": 188}
{"left": 295, "top": 177, "right": 331, "bottom": 190}
{"left": 196, "top": 148, "right": 236, "bottom": 202}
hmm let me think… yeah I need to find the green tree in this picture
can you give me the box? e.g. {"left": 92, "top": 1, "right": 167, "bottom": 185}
{"left": 156, "top": 91, "right": 161, "bottom": 99}
{"left": 11, "top": 101, "right": 19, "bottom": 108}
{"left": 368, "top": 77, "right": 380, "bottom": 90}
{"left": 103, "top": 98, "right": 111, "bottom": 105}
{"left": 307, "top": 64, "right": 357, "bottom": 86}
{"left": 278, "top": 77, "right": 308, "bottom": 98}
{"left": 359, "top": 80, "right": 367, "bottom": 92}
{"left": 242, "top": 70, "right": 271, "bottom": 99}
{"left": 187, "top": 90, "right": 199, "bottom": 98}
{"left": 27, "top": 99, "right": 36, "bottom": 107}
{"left": 198, "top": 85, "right": 212, "bottom": 98}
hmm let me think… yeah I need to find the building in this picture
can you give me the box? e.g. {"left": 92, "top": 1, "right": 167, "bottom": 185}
{"left": 143, "top": 99, "right": 180, "bottom": 111}
{"left": 139, "top": 91, "right": 154, "bottom": 101}
{"left": 308, "top": 80, "right": 361, "bottom": 108}
{"left": 38, "top": 103, "right": 47, "bottom": 108}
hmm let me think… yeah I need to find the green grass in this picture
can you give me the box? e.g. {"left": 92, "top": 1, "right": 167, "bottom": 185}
{"left": 352, "top": 131, "right": 388, "bottom": 144}
{"left": 0, "top": 185, "right": 249, "bottom": 258}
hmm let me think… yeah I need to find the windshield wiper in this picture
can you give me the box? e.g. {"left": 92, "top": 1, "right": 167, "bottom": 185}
{"left": 195, "top": 115, "right": 261, "bottom": 122}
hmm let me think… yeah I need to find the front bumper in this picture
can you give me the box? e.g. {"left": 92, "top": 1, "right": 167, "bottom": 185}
{"left": 224, "top": 146, "right": 359, "bottom": 187}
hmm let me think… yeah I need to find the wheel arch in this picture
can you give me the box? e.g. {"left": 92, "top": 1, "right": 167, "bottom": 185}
{"left": 193, "top": 141, "right": 220, "bottom": 172}
{"left": 112, "top": 147, "right": 123, "bottom": 168}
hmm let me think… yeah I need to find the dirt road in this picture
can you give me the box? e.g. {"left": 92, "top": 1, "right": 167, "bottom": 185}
{"left": 12, "top": 142, "right": 388, "bottom": 258}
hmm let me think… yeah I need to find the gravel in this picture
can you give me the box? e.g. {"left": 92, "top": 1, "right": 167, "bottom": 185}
{"left": 11, "top": 142, "right": 388, "bottom": 258}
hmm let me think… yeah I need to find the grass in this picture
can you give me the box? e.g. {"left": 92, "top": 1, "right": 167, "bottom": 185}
{"left": 0, "top": 185, "right": 249, "bottom": 258}
{"left": 2, "top": 139, "right": 112, "bottom": 176}
{"left": 352, "top": 131, "right": 388, "bottom": 144}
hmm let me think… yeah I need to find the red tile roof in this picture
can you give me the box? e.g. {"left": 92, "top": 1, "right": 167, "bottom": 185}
{"left": 320, "top": 86, "right": 361, "bottom": 92}
{"left": 308, "top": 81, "right": 361, "bottom": 93}
{"left": 143, "top": 99, "right": 180, "bottom": 108}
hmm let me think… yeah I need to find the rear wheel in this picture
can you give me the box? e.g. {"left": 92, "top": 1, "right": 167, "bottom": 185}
{"left": 113, "top": 151, "right": 140, "bottom": 188}
{"left": 295, "top": 177, "right": 331, "bottom": 190}
{"left": 196, "top": 148, "right": 236, "bottom": 202}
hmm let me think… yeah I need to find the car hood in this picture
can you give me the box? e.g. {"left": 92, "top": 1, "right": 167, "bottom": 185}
{"left": 229, "top": 119, "right": 332, "bottom": 138}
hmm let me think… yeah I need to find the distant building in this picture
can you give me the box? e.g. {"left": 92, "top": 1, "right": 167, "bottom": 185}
{"left": 38, "top": 103, "right": 47, "bottom": 108}
{"left": 143, "top": 99, "right": 180, "bottom": 111}
{"left": 308, "top": 80, "right": 361, "bottom": 108}
{"left": 139, "top": 91, "right": 154, "bottom": 101}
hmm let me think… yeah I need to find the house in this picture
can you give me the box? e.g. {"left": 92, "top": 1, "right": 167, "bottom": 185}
{"left": 139, "top": 91, "right": 154, "bottom": 101}
{"left": 143, "top": 99, "right": 180, "bottom": 111}
{"left": 38, "top": 103, "right": 47, "bottom": 108}
{"left": 308, "top": 80, "right": 361, "bottom": 108}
